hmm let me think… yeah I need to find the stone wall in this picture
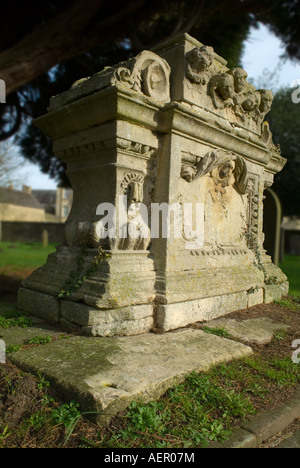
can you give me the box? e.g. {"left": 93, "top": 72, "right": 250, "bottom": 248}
{"left": 0, "top": 203, "right": 45, "bottom": 222}
{"left": 0, "top": 221, "right": 65, "bottom": 244}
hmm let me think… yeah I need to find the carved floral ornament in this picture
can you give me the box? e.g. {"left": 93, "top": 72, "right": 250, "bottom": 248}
{"left": 185, "top": 45, "right": 273, "bottom": 123}
{"left": 111, "top": 51, "right": 171, "bottom": 103}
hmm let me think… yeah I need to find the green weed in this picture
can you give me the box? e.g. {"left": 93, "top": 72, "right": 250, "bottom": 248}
{"left": 0, "top": 426, "right": 12, "bottom": 446}
{"left": 6, "top": 344, "right": 23, "bottom": 354}
{"left": 274, "top": 330, "right": 288, "bottom": 340}
{"left": 51, "top": 401, "right": 82, "bottom": 445}
{"left": 275, "top": 299, "right": 300, "bottom": 311}
{"left": 0, "top": 315, "right": 32, "bottom": 329}
{"left": 202, "top": 327, "right": 232, "bottom": 339}
{"left": 28, "top": 335, "right": 53, "bottom": 345}
{"left": 37, "top": 374, "right": 51, "bottom": 390}
{"left": 27, "top": 411, "right": 49, "bottom": 430}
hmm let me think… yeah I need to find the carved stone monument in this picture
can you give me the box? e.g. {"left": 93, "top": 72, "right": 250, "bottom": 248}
{"left": 18, "top": 34, "right": 288, "bottom": 336}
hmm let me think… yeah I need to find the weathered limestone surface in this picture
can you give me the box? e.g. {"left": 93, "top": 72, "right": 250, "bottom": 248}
{"left": 18, "top": 33, "right": 288, "bottom": 335}
{"left": 61, "top": 301, "right": 153, "bottom": 337}
{"left": 8, "top": 328, "right": 253, "bottom": 425}
{"left": 18, "top": 287, "right": 60, "bottom": 322}
{"left": 204, "top": 317, "right": 290, "bottom": 344}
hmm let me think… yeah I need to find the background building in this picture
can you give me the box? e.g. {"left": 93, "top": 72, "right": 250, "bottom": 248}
{"left": 0, "top": 185, "right": 45, "bottom": 222}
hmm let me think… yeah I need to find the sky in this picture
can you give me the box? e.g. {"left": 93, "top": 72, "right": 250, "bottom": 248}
{"left": 16, "top": 23, "right": 300, "bottom": 191}
{"left": 242, "top": 23, "right": 300, "bottom": 89}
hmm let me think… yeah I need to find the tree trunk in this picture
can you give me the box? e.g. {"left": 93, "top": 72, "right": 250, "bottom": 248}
{"left": 0, "top": 0, "right": 147, "bottom": 95}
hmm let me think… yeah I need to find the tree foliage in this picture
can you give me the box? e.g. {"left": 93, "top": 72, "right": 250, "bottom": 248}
{"left": 0, "top": 0, "right": 299, "bottom": 185}
{"left": 266, "top": 87, "right": 300, "bottom": 216}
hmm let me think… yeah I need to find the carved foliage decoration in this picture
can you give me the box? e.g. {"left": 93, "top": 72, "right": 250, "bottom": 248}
{"left": 112, "top": 67, "right": 136, "bottom": 89}
{"left": 111, "top": 51, "right": 171, "bottom": 103}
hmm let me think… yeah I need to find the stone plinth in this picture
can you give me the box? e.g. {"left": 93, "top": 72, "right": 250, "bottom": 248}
{"left": 18, "top": 33, "right": 288, "bottom": 335}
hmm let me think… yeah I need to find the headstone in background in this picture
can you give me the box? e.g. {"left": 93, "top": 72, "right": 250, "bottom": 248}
{"left": 263, "top": 188, "right": 282, "bottom": 265}
{"left": 42, "top": 229, "right": 49, "bottom": 248}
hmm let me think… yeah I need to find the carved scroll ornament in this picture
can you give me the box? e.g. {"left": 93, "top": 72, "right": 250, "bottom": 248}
{"left": 181, "top": 150, "right": 248, "bottom": 195}
{"left": 111, "top": 51, "right": 171, "bottom": 103}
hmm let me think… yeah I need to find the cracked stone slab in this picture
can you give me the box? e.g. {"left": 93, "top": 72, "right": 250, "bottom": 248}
{"left": 204, "top": 317, "right": 290, "bottom": 344}
{"left": 8, "top": 328, "right": 252, "bottom": 425}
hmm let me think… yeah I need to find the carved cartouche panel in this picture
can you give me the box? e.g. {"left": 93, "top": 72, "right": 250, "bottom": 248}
{"left": 111, "top": 50, "right": 171, "bottom": 103}
{"left": 179, "top": 150, "right": 249, "bottom": 250}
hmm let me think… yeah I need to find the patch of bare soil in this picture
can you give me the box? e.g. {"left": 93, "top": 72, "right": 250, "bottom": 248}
{"left": 0, "top": 268, "right": 33, "bottom": 282}
{"left": 0, "top": 363, "right": 41, "bottom": 426}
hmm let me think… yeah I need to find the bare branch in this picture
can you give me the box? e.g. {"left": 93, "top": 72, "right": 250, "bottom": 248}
{"left": 0, "top": 139, "right": 26, "bottom": 187}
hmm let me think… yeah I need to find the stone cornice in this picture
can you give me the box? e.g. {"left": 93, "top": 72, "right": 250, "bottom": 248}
{"left": 35, "top": 85, "right": 286, "bottom": 173}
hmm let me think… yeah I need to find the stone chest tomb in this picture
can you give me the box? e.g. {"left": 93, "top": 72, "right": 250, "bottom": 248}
{"left": 18, "top": 34, "right": 288, "bottom": 336}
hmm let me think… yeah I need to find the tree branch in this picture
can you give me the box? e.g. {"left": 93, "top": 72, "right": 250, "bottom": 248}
{"left": 0, "top": 0, "right": 148, "bottom": 95}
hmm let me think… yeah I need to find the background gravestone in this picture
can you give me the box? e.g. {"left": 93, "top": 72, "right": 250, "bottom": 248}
{"left": 18, "top": 33, "right": 288, "bottom": 336}
{"left": 263, "top": 188, "right": 282, "bottom": 265}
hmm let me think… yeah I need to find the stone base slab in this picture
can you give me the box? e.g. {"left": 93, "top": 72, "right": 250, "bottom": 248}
{"left": 8, "top": 328, "right": 253, "bottom": 426}
{"left": 61, "top": 301, "right": 153, "bottom": 336}
{"left": 18, "top": 287, "right": 60, "bottom": 322}
{"left": 18, "top": 279, "right": 289, "bottom": 336}
{"left": 156, "top": 291, "right": 250, "bottom": 331}
{"left": 264, "top": 281, "right": 289, "bottom": 304}
{"left": 204, "top": 316, "right": 290, "bottom": 344}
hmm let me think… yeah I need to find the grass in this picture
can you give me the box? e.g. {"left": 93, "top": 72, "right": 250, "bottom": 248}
{"left": 0, "top": 244, "right": 299, "bottom": 447}
{"left": 0, "top": 242, "right": 57, "bottom": 274}
{"left": 0, "top": 297, "right": 300, "bottom": 448}
{"left": 0, "top": 303, "right": 32, "bottom": 329}
{"left": 280, "top": 255, "right": 300, "bottom": 296}
{"left": 275, "top": 298, "right": 300, "bottom": 311}
{"left": 104, "top": 369, "right": 255, "bottom": 448}
{"left": 101, "top": 354, "right": 300, "bottom": 449}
